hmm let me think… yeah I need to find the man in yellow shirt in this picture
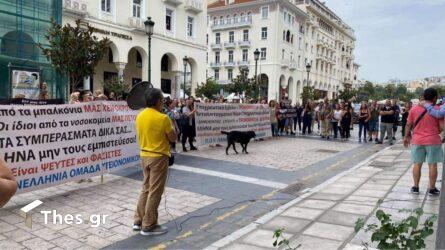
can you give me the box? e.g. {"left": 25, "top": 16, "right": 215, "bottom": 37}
{"left": 133, "top": 88, "right": 176, "bottom": 236}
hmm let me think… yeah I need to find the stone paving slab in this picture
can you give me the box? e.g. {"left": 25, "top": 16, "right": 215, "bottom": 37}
{"left": 0, "top": 174, "right": 219, "bottom": 249}
{"left": 206, "top": 143, "right": 442, "bottom": 250}
{"left": 187, "top": 137, "right": 359, "bottom": 171}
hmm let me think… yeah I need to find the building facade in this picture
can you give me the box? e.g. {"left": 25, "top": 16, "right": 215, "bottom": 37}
{"left": 207, "top": 0, "right": 359, "bottom": 103}
{"left": 62, "top": 0, "right": 207, "bottom": 97}
{"left": 0, "top": 0, "right": 65, "bottom": 100}
{"left": 296, "top": 0, "right": 359, "bottom": 100}
{"left": 207, "top": 0, "right": 308, "bottom": 102}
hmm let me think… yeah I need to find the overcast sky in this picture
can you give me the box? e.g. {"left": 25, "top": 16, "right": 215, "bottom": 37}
{"left": 323, "top": 0, "right": 445, "bottom": 83}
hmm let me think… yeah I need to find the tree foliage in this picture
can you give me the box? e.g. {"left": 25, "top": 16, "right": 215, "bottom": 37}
{"left": 223, "top": 72, "right": 257, "bottom": 98}
{"left": 40, "top": 19, "right": 110, "bottom": 93}
{"left": 338, "top": 83, "right": 357, "bottom": 102}
{"left": 301, "top": 86, "right": 318, "bottom": 104}
{"left": 355, "top": 81, "right": 424, "bottom": 102}
{"left": 101, "top": 77, "right": 131, "bottom": 99}
{"left": 195, "top": 78, "right": 223, "bottom": 99}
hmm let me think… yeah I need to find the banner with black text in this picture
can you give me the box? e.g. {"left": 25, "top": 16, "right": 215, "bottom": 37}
{"left": 194, "top": 103, "right": 272, "bottom": 146}
{"left": 0, "top": 101, "right": 140, "bottom": 193}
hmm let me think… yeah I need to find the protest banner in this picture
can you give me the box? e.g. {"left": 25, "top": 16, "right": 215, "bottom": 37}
{"left": 0, "top": 101, "right": 140, "bottom": 194}
{"left": 277, "top": 108, "right": 298, "bottom": 119}
{"left": 0, "top": 98, "right": 65, "bottom": 105}
{"left": 194, "top": 102, "right": 271, "bottom": 146}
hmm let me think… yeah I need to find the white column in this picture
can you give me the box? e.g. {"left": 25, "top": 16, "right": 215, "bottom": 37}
{"left": 114, "top": 62, "right": 127, "bottom": 82}
{"left": 83, "top": 76, "right": 90, "bottom": 91}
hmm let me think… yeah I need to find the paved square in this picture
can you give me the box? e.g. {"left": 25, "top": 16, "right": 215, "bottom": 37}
{"left": 303, "top": 222, "right": 354, "bottom": 241}
{"left": 187, "top": 137, "right": 359, "bottom": 171}
{"left": 0, "top": 174, "right": 219, "bottom": 249}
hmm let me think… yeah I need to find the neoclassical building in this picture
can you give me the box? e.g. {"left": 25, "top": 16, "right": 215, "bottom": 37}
{"left": 296, "top": 0, "right": 359, "bottom": 99}
{"left": 207, "top": 0, "right": 308, "bottom": 102}
{"left": 63, "top": 0, "right": 207, "bottom": 97}
{"left": 207, "top": 0, "right": 359, "bottom": 103}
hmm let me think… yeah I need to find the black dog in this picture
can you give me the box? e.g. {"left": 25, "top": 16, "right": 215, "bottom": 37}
{"left": 221, "top": 131, "right": 256, "bottom": 155}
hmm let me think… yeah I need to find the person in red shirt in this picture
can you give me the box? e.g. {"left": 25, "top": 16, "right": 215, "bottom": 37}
{"left": 404, "top": 88, "right": 443, "bottom": 196}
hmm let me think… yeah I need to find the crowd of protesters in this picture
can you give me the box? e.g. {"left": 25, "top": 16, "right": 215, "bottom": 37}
{"left": 267, "top": 97, "right": 414, "bottom": 145}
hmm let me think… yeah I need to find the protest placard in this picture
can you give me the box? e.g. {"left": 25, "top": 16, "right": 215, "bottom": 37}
{"left": 194, "top": 102, "right": 272, "bottom": 146}
{"left": 0, "top": 101, "right": 140, "bottom": 193}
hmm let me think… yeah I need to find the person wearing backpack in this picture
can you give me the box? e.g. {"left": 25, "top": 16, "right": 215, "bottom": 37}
{"left": 404, "top": 88, "right": 443, "bottom": 196}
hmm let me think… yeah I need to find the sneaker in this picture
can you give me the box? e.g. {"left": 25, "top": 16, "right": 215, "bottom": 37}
{"left": 368, "top": 138, "right": 373, "bottom": 142}
{"left": 133, "top": 224, "right": 142, "bottom": 231}
{"left": 428, "top": 188, "right": 440, "bottom": 196}
{"left": 190, "top": 146, "right": 198, "bottom": 151}
{"left": 140, "top": 225, "right": 168, "bottom": 236}
{"left": 411, "top": 186, "right": 419, "bottom": 194}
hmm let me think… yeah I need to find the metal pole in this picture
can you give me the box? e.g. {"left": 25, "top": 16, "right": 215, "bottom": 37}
{"left": 183, "top": 64, "right": 186, "bottom": 99}
{"left": 436, "top": 148, "right": 445, "bottom": 249}
{"left": 306, "top": 71, "right": 310, "bottom": 87}
{"left": 148, "top": 35, "right": 152, "bottom": 83}
{"left": 255, "top": 59, "right": 259, "bottom": 99}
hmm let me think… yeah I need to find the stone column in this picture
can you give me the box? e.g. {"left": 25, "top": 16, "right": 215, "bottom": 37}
{"left": 114, "top": 62, "right": 127, "bottom": 82}
{"left": 83, "top": 76, "right": 90, "bottom": 91}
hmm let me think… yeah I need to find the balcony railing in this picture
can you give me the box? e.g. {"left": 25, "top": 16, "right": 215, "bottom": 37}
{"left": 224, "top": 42, "right": 236, "bottom": 49}
{"left": 237, "top": 60, "right": 250, "bottom": 67}
{"left": 238, "top": 40, "right": 251, "bottom": 47}
{"left": 210, "top": 43, "right": 222, "bottom": 50}
{"left": 281, "top": 59, "right": 289, "bottom": 68}
{"left": 184, "top": 0, "right": 203, "bottom": 13}
{"left": 163, "top": 0, "right": 182, "bottom": 6}
{"left": 63, "top": 0, "right": 88, "bottom": 16}
{"left": 211, "top": 17, "right": 252, "bottom": 31}
{"left": 129, "top": 17, "right": 143, "bottom": 29}
{"left": 210, "top": 62, "right": 221, "bottom": 68}
{"left": 224, "top": 61, "right": 236, "bottom": 68}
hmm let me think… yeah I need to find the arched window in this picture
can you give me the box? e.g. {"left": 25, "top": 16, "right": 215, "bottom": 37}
{"left": 213, "top": 17, "right": 217, "bottom": 25}
{"left": 247, "top": 12, "right": 252, "bottom": 21}
{"left": 286, "top": 30, "right": 290, "bottom": 42}
{"left": 219, "top": 16, "right": 224, "bottom": 25}
{"left": 233, "top": 14, "right": 237, "bottom": 23}
{"left": 226, "top": 15, "right": 231, "bottom": 24}
{"left": 291, "top": 35, "right": 294, "bottom": 44}
{"left": 240, "top": 13, "right": 245, "bottom": 22}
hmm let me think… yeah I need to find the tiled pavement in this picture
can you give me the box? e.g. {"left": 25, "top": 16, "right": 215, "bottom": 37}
{"left": 0, "top": 133, "right": 401, "bottom": 250}
{"left": 206, "top": 143, "right": 442, "bottom": 250}
{"left": 188, "top": 136, "right": 359, "bottom": 171}
{"left": 0, "top": 175, "right": 219, "bottom": 249}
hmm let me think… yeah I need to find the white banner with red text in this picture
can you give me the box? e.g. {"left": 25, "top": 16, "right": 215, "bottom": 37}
{"left": 0, "top": 101, "right": 140, "bottom": 194}
{"left": 194, "top": 103, "right": 272, "bottom": 146}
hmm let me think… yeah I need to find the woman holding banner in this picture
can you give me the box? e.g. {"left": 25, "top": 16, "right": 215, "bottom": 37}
{"left": 181, "top": 98, "right": 198, "bottom": 152}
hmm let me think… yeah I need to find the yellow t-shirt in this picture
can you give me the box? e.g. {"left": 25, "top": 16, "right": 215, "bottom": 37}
{"left": 136, "top": 108, "right": 173, "bottom": 157}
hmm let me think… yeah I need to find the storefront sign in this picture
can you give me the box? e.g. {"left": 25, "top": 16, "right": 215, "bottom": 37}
{"left": 194, "top": 103, "right": 272, "bottom": 146}
{"left": 0, "top": 101, "right": 140, "bottom": 193}
{"left": 92, "top": 27, "right": 133, "bottom": 40}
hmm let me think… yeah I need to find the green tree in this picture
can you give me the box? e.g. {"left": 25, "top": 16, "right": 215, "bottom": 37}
{"left": 301, "top": 86, "right": 318, "bottom": 104}
{"left": 338, "top": 82, "right": 357, "bottom": 102}
{"left": 224, "top": 72, "right": 256, "bottom": 98}
{"left": 195, "top": 78, "right": 223, "bottom": 99}
{"left": 101, "top": 77, "right": 131, "bottom": 99}
{"left": 40, "top": 19, "right": 110, "bottom": 93}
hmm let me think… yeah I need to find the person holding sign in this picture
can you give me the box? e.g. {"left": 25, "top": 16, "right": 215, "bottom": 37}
{"left": 133, "top": 88, "right": 177, "bottom": 236}
{"left": 0, "top": 159, "right": 17, "bottom": 208}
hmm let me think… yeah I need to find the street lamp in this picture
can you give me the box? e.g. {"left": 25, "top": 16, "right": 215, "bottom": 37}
{"left": 183, "top": 56, "right": 189, "bottom": 99}
{"left": 305, "top": 63, "right": 311, "bottom": 87}
{"left": 253, "top": 49, "right": 260, "bottom": 99}
{"left": 144, "top": 17, "right": 155, "bottom": 84}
